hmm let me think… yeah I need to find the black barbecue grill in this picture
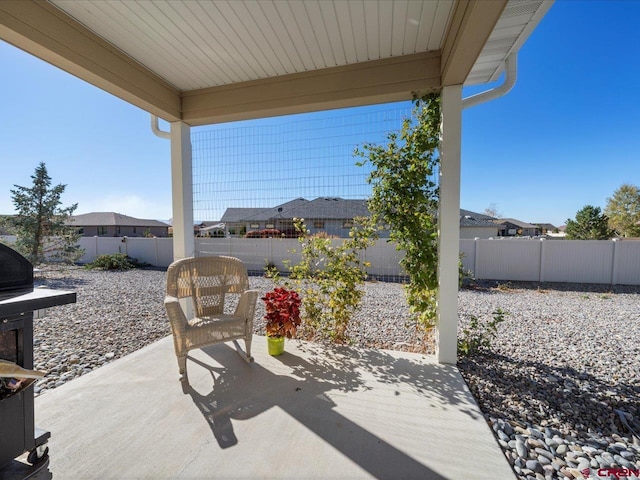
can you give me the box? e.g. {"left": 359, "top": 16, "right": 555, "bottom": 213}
{"left": 0, "top": 243, "right": 76, "bottom": 474}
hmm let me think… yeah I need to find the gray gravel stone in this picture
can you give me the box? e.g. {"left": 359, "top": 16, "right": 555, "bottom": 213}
{"left": 526, "top": 459, "right": 543, "bottom": 473}
{"left": 516, "top": 439, "right": 529, "bottom": 458}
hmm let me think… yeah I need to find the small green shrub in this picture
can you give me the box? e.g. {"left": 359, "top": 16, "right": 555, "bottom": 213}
{"left": 458, "top": 308, "right": 507, "bottom": 357}
{"left": 85, "top": 253, "right": 145, "bottom": 271}
{"left": 264, "top": 260, "right": 279, "bottom": 280}
{"left": 459, "top": 254, "right": 473, "bottom": 287}
{"left": 496, "top": 282, "right": 514, "bottom": 292}
{"left": 287, "top": 217, "right": 378, "bottom": 343}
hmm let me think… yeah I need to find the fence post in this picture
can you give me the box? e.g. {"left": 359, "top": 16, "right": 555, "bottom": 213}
{"left": 269, "top": 237, "right": 273, "bottom": 268}
{"left": 539, "top": 238, "right": 546, "bottom": 283}
{"left": 611, "top": 238, "right": 619, "bottom": 285}
{"left": 474, "top": 238, "right": 480, "bottom": 279}
{"left": 154, "top": 237, "right": 159, "bottom": 267}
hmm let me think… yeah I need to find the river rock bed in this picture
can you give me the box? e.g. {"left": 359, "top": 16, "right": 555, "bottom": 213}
{"left": 31, "top": 268, "right": 639, "bottom": 479}
{"left": 457, "top": 281, "right": 640, "bottom": 480}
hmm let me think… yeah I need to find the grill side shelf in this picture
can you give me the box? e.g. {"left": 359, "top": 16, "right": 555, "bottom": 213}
{"left": 0, "top": 289, "right": 76, "bottom": 318}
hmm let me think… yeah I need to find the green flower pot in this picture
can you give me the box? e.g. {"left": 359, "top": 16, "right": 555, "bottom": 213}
{"left": 267, "top": 336, "right": 285, "bottom": 356}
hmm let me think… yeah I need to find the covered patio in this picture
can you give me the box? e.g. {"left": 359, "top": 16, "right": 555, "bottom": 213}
{"left": 0, "top": 0, "right": 552, "bottom": 363}
{"left": 23, "top": 335, "right": 514, "bottom": 479}
{"left": 1, "top": 1, "right": 553, "bottom": 478}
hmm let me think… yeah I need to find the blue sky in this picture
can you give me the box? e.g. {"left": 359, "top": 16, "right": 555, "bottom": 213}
{"left": 1, "top": 1, "right": 639, "bottom": 227}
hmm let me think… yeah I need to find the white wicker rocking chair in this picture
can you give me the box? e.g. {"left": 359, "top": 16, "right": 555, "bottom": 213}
{"left": 164, "top": 256, "right": 258, "bottom": 382}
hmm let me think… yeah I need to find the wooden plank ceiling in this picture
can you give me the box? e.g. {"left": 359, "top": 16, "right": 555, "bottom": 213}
{"left": 0, "top": 0, "right": 552, "bottom": 125}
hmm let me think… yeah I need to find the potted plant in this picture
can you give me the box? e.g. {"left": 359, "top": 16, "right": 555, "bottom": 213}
{"left": 261, "top": 287, "right": 301, "bottom": 356}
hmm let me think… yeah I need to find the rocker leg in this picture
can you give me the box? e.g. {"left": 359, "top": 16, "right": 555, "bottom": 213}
{"left": 177, "top": 354, "right": 188, "bottom": 381}
{"left": 244, "top": 336, "right": 253, "bottom": 363}
{"left": 233, "top": 339, "right": 254, "bottom": 363}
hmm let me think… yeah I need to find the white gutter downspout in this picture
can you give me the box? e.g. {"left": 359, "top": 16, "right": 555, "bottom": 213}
{"left": 150, "top": 114, "right": 170, "bottom": 139}
{"left": 462, "top": 53, "right": 518, "bottom": 109}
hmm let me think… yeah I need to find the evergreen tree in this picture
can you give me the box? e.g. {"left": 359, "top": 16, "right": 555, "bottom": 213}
{"left": 7, "top": 162, "right": 83, "bottom": 264}
{"left": 565, "top": 205, "right": 613, "bottom": 240}
{"left": 604, "top": 183, "right": 640, "bottom": 237}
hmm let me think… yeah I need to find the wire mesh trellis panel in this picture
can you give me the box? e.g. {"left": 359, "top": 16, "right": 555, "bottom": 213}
{"left": 192, "top": 101, "right": 432, "bottom": 280}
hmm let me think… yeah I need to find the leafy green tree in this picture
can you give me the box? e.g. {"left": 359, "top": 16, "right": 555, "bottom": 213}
{"left": 604, "top": 183, "right": 640, "bottom": 237}
{"left": 565, "top": 205, "right": 613, "bottom": 240}
{"left": 355, "top": 94, "right": 441, "bottom": 328}
{"left": 6, "top": 162, "right": 82, "bottom": 264}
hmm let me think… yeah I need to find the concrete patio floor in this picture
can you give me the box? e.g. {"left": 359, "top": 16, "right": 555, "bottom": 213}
{"left": 23, "top": 335, "right": 512, "bottom": 479}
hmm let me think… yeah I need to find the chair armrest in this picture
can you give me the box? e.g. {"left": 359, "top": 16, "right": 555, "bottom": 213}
{"left": 234, "top": 289, "right": 259, "bottom": 327}
{"left": 164, "top": 295, "right": 188, "bottom": 335}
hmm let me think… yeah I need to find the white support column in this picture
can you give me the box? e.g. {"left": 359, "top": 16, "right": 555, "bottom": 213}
{"left": 437, "top": 85, "right": 463, "bottom": 364}
{"left": 170, "top": 121, "right": 195, "bottom": 261}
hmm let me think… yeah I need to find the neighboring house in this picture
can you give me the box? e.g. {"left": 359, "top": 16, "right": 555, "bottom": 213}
{"left": 493, "top": 218, "right": 541, "bottom": 237}
{"left": 196, "top": 222, "right": 226, "bottom": 237}
{"left": 545, "top": 225, "right": 568, "bottom": 238}
{"left": 534, "top": 223, "right": 557, "bottom": 234}
{"left": 68, "top": 212, "right": 170, "bottom": 237}
{"left": 217, "top": 201, "right": 501, "bottom": 239}
{"left": 534, "top": 222, "right": 567, "bottom": 238}
{"left": 220, "top": 198, "right": 372, "bottom": 238}
{"left": 459, "top": 209, "right": 500, "bottom": 239}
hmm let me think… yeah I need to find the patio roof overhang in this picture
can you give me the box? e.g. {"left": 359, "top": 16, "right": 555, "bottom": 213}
{"left": 0, "top": 0, "right": 551, "bottom": 126}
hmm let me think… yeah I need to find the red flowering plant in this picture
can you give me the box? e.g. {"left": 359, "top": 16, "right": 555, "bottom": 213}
{"left": 262, "top": 287, "right": 302, "bottom": 338}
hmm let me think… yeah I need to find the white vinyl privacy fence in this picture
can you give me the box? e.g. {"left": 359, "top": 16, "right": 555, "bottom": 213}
{"left": 459, "top": 238, "right": 640, "bottom": 286}
{"left": 1, "top": 236, "right": 638, "bottom": 285}
{"left": 196, "top": 238, "right": 405, "bottom": 279}
{"left": 76, "top": 236, "right": 174, "bottom": 268}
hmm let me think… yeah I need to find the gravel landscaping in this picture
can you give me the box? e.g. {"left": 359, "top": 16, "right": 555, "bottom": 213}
{"left": 457, "top": 281, "right": 639, "bottom": 480}
{"left": 31, "top": 267, "right": 639, "bottom": 479}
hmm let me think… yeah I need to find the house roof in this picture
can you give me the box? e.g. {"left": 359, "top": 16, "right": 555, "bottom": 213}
{"left": 241, "top": 198, "right": 310, "bottom": 222}
{"left": 0, "top": 1, "right": 553, "bottom": 126}
{"left": 459, "top": 209, "right": 500, "bottom": 228}
{"left": 220, "top": 208, "right": 273, "bottom": 224}
{"left": 221, "top": 198, "right": 370, "bottom": 224}
{"left": 68, "top": 212, "right": 170, "bottom": 228}
{"left": 285, "top": 198, "right": 370, "bottom": 220}
{"left": 494, "top": 218, "right": 538, "bottom": 229}
{"left": 534, "top": 223, "right": 557, "bottom": 231}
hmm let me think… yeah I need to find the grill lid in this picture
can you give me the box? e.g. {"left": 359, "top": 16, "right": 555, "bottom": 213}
{"left": 0, "top": 244, "right": 33, "bottom": 291}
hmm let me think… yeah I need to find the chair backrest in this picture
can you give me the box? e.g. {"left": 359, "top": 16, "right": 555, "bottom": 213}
{"left": 166, "top": 256, "right": 249, "bottom": 317}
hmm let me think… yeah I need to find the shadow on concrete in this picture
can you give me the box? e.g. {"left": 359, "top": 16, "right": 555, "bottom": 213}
{"left": 183, "top": 343, "right": 462, "bottom": 479}
{"left": 0, "top": 458, "right": 52, "bottom": 480}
